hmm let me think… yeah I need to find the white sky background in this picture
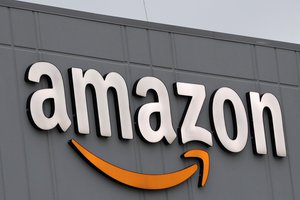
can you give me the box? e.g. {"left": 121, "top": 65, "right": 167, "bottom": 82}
{"left": 18, "top": 0, "right": 300, "bottom": 44}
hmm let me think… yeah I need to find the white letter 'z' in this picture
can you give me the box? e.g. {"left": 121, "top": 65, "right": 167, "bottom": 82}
{"left": 175, "top": 82, "right": 212, "bottom": 146}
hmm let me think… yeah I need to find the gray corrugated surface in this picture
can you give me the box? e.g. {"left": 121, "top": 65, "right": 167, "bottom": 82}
{"left": 0, "top": 3, "right": 299, "bottom": 200}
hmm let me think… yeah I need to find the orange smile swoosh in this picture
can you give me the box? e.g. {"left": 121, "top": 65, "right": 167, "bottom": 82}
{"left": 70, "top": 139, "right": 209, "bottom": 190}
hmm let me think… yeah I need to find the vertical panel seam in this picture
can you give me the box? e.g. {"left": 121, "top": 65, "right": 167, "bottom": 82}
{"left": 275, "top": 49, "right": 296, "bottom": 200}
{"left": 45, "top": 133, "right": 59, "bottom": 200}
{"left": 251, "top": 45, "right": 259, "bottom": 81}
{"left": 122, "top": 25, "right": 144, "bottom": 200}
{"left": 33, "top": 12, "right": 42, "bottom": 53}
{"left": 251, "top": 45, "right": 275, "bottom": 200}
{"left": 274, "top": 48, "right": 295, "bottom": 200}
{"left": 146, "top": 28, "right": 169, "bottom": 200}
{"left": 170, "top": 32, "right": 193, "bottom": 200}
{"left": 34, "top": 11, "right": 59, "bottom": 200}
{"left": 0, "top": 9, "right": 9, "bottom": 200}
{"left": 7, "top": 7, "right": 31, "bottom": 200}
{"left": 0, "top": 147, "right": 6, "bottom": 200}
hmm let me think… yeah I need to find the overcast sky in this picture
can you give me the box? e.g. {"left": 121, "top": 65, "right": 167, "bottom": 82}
{"left": 19, "top": 0, "right": 300, "bottom": 44}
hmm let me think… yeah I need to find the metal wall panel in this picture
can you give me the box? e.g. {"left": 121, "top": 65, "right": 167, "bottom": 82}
{"left": 15, "top": 49, "right": 55, "bottom": 200}
{"left": 255, "top": 46, "right": 278, "bottom": 83}
{"left": 0, "top": 7, "right": 11, "bottom": 45}
{"left": 149, "top": 31, "right": 173, "bottom": 68}
{"left": 39, "top": 13, "right": 124, "bottom": 61}
{"left": 276, "top": 49, "right": 299, "bottom": 86}
{"left": 0, "top": 3, "right": 299, "bottom": 200}
{"left": 0, "top": 47, "right": 30, "bottom": 200}
{"left": 11, "top": 9, "right": 37, "bottom": 48}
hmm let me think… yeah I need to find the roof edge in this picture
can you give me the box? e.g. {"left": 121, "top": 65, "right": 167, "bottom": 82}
{"left": 2, "top": 0, "right": 300, "bottom": 51}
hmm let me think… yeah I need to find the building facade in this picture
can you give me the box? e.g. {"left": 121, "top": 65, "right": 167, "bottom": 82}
{"left": 0, "top": 1, "right": 299, "bottom": 199}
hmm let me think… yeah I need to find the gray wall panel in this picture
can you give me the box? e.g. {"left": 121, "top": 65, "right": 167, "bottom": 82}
{"left": 11, "top": 9, "right": 37, "bottom": 48}
{"left": 149, "top": 31, "right": 173, "bottom": 68}
{"left": 281, "top": 87, "right": 300, "bottom": 199}
{"left": 255, "top": 46, "right": 278, "bottom": 83}
{"left": 38, "top": 52, "right": 140, "bottom": 200}
{"left": 0, "top": 151, "right": 4, "bottom": 200}
{"left": 259, "top": 83, "right": 294, "bottom": 200}
{"left": 128, "top": 65, "right": 167, "bottom": 200}
{"left": 152, "top": 68, "right": 190, "bottom": 200}
{"left": 125, "top": 64, "right": 153, "bottom": 200}
{"left": 0, "top": 3, "right": 299, "bottom": 200}
{"left": 178, "top": 74, "right": 270, "bottom": 200}
{"left": 15, "top": 49, "right": 56, "bottom": 200}
{"left": 214, "top": 41, "right": 254, "bottom": 79}
{"left": 126, "top": 27, "right": 150, "bottom": 65}
{"left": 174, "top": 35, "right": 254, "bottom": 79}
{"left": 0, "top": 7, "right": 11, "bottom": 45}
{"left": 277, "top": 49, "right": 299, "bottom": 86}
{"left": 174, "top": 35, "right": 217, "bottom": 74}
{"left": 0, "top": 47, "right": 30, "bottom": 200}
{"left": 39, "top": 13, "right": 124, "bottom": 61}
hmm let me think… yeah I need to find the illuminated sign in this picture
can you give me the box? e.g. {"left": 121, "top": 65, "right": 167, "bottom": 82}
{"left": 26, "top": 62, "right": 287, "bottom": 189}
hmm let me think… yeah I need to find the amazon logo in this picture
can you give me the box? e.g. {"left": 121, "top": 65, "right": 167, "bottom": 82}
{"left": 69, "top": 139, "right": 209, "bottom": 190}
{"left": 26, "top": 62, "right": 287, "bottom": 190}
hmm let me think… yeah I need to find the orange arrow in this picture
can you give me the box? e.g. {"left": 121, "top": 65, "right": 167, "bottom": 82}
{"left": 69, "top": 139, "right": 209, "bottom": 190}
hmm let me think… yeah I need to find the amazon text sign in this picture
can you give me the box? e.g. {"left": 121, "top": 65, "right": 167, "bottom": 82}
{"left": 26, "top": 62, "right": 287, "bottom": 157}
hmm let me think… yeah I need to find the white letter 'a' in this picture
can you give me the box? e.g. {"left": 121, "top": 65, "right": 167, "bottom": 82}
{"left": 135, "top": 77, "right": 176, "bottom": 144}
{"left": 27, "top": 62, "right": 71, "bottom": 132}
{"left": 175, "top": 82, "right": 212, "bottom": 146}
